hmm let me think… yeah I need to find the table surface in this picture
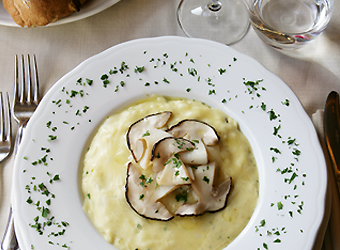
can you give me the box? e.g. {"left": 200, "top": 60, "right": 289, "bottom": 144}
{"left": 0, "top": 0, "right": 339, "bottom": 249}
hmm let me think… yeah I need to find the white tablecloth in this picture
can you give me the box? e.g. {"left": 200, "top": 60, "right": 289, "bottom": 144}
{"left": 0, "top": 0, "right": 339, "bottom": 249}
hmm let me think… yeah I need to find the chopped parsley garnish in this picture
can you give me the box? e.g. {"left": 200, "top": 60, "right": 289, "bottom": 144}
{"left": 292, "top": 148, "right": 301, "bottom": 156}
{"left": 260, "top": 219, "right": 266, "bottom": 227}
{"left": 53, "top": 175, "right": 60, "bottom": 181}
{"left": 145, "top": 177, "right": 153, "bottom": 184}
{"left": 273, "top": 124, "right": 281, "bottom": 136}
{"left": 134, "top": 66, "right": 145, "bottom": 73}
{"left": 100, "top": 74, "right": 109, "bottom": 80}
{"left": 142, "top": 130, "right": 150, "bottom": 137}
{"left": 270, "top": 147, "right": 281, "bottom": 154}
{"left": 42, "top": 207, "right": 50, "bottom": 218}
{"left": 188, "top": 68, "right": 197, "bottom": 77}
{"left": 218, "top": 68, "right": 226, "bottom": 75}
{"left": 109, "top": 68, "right": 118, "bottom": 75}
{"left": 243, "top": 79, "right": 263, "bottom": 93}
{"left": 119, "top": 61, "right": 129, "bottom": 74}
{"left": 288, "top": 172, "right": 298, "bottom": 184}
{"left": 171, "top": 157, "right": 182, "bottom": 168}
{"left": 48, "top": 135, "right": 57, "bottom": 141}
{"left": 268, "top": 109, "right": 278, "bottom": 120}
{"left": 281, "top": 99, "right": 290, "bottom": 106}
{"left": 26, "top": 196, "right": 33, "bottom": 204}
{"left": 203, "top": 176, "right": 210, "bottom": 184}
{"left": 287, "top": 138, "right": 296, "bottom": 145}
{"left": 86, "top": 78, "right": 93, "bottom": 86}
{"left": 175, "top": 190, "right": 188, "bottom": 203}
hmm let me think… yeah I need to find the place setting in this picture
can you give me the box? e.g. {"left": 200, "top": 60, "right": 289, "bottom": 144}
{"left": 0, "top": 0, "right": 338, "bottom": 250}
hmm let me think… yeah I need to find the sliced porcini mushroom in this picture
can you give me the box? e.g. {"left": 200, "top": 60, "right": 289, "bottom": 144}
{"left": 125, "top": 162, "right": 174, "bottom": 221}
{"left": 178, "top": 139, "right": 209, "bottom": 165}
{"left": 151, "top": 137, "right": 195, "bottom": 173}
{"left": 166, "top": 119, "right": 220, "bottom": 146}
{"left": 185, "top": 166, "right": 195, "bottom": 181}
{"left": 152, "top": 185, "right": 178, "bottom": 202}
{"left": 206, "top": 145, "right": 222, "bottom": 165}
{"left": 126, "top": 111, "right": 172, "bottom": 169}
{"left": 156, "top": 158, "right": 192, "bottom": 186}
{"left": 125, "top": 114, "right": 232, "bottom": 220}
{"left": 175, "top": 162, "right": 232, "bottom": 216}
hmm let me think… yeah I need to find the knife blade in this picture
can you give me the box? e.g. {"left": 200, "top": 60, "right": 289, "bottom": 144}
{"left": 324, "top": 91, "right": 340, "bottom": 196}
{"left": 323, "top": 91, "right": 340, "bottom": 249}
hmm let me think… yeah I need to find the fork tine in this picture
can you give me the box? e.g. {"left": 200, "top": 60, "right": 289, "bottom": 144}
{"left": 32, "top": 54, "right": 39, "bottom": 104}
{"left": 14, "top": 55, "right": 26, "bottom": 105}
{"left": 26, "top": 54, "right": 33, "bottom": 104}
{"left": 19, "top": 54, "right": 25, "bottom": 104}
{"left": 5, "top": 92, "right": 12, "bottom": 143}
{"left": 14, "top": 55, "right": 19, "bottom": 104}
{"left": 0, "top": 92, "right": 4, "bottom": 142}
{"left": 0, "top": 92, "right": 12, "bottom": 143}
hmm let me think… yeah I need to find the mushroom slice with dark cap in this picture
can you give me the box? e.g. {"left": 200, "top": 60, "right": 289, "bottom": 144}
{"left": 126, "top": 111, "right": 172, "bottom": 169}
{"left": 178, "top": 139, "right": 209, "bottom": 165}
{"left": 151, "top": 137, "right": 195, "bottom": 173}
{"left": 166, "top": 120, "right": 220, "bottom": 165}
{"left": 125, "top": 162, "right": 174, "bottom": 221}
{"left": 166, "top": 119, "right": 220, "bottom": 146}
{"left": 175, "top": 162, "right": 232, "bottom": 216}
{"left": 156, "top": 155, "right": 192, "bottom": 186}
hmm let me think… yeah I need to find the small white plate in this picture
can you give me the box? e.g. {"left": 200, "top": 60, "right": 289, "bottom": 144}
{"left": 12, "top": 36, "right": 327, "bottom": 250}
{"left": 0, "top": 0, "right": 120, "bottom": 27}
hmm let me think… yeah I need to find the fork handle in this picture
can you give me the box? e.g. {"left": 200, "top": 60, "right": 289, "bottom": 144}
{"left": 13, "top": 122, "right": 26, "bottom": 155}
{"left": 1, "top": 206, "right": 19, "bottom": 250}
{"left": 1, "top": 123, "right": 26, "bottom": 250}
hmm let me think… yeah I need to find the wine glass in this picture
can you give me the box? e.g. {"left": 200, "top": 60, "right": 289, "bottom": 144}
{"left": 177, "top": 0, "right": 250, "bottom": 45}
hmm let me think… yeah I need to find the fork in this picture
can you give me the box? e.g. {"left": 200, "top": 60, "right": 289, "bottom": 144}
{"left": 1, "top": 54, "right": 40, "bottom": 250}
{"left": 13, "top": 54, "right": 40, "bottom": 153}
{"left": 0, "top": 92, "right": 12, "bottom": 163}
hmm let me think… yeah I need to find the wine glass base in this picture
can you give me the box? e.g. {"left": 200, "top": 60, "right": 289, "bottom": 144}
{"left": 177, "top": 0, "right": 250, "bottom": 45}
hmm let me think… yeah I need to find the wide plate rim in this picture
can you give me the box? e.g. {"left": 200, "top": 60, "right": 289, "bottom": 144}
{"left": 12, "top": 36, "right": 327, "bottom": 250}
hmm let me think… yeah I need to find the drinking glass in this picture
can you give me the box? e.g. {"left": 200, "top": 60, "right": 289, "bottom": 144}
{"left": 244, "top": 0, "right": 336, "bottom": 49}
{"left": 177, "top": 0, "right": 250, "bottom": 45}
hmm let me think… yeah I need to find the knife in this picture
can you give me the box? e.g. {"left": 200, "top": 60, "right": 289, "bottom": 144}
{"left": 324, "top": 91, "right": 340, "bottom": 195}
{"left": 323, "top": 91, "right": 340, "bottom": 249}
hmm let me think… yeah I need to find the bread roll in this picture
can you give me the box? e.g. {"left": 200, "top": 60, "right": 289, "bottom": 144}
{"left": 3, "top": 0, "right": 86, "bottom": 27}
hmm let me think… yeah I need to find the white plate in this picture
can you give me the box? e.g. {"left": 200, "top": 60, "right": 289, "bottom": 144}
{"left": 12, "top": 36, "right": 327, "bottom": 250}
{"left": 0, "top": 0, "right": 120, "bottom": 27}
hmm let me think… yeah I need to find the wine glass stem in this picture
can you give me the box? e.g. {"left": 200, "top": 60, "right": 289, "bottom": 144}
{"left": 208, "top": 0, "right": 222, "bottom": 11}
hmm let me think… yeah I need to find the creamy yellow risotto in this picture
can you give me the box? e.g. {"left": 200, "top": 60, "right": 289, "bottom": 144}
{"left": 82, "top": 95, "right": 259, "bottom": 250}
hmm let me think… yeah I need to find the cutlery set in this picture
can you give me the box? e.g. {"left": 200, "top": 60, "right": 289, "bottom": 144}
{"left": 0, "top": 54, "right": 40, "bottom": 250}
